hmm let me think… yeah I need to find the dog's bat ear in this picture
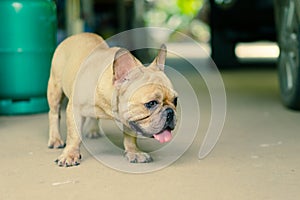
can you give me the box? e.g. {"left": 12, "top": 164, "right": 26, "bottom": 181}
{"left": 113, "top": 48, "right": 137, "bottom": 85}
{"left": 154, "top": 44, "right": 167, "bottom": 71}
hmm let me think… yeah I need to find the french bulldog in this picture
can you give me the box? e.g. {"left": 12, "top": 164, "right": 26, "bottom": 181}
{"left": 47, "top": 33, "right": 178, "bottom": 167}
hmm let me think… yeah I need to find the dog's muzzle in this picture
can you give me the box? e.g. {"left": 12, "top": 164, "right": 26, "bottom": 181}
{"left": 163, "top": 108, "right": 175, "bottom": 130}
{"left": 129, "top": 107, "right": 176, "bottom": 143}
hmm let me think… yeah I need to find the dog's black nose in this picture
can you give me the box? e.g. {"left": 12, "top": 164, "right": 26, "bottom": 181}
{"left": 165, "top": 108, "right": 175, "bottom": 130}
{"left": 166, "top": 108, "right": 174, "bottom": 119}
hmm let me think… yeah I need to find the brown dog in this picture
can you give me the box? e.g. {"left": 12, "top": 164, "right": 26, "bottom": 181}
{"left": 47, "top": 33, "right": 177, "bottom": 167}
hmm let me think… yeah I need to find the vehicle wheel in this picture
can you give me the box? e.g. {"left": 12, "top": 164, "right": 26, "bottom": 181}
{"left": 209, "top": 0, "right": 239, "bottom": 69}
{"left": 276, "top": 0, "right": 300, "bottom": 109}
{"left": 210, "top": 29, "right": 239, "bottom": 68}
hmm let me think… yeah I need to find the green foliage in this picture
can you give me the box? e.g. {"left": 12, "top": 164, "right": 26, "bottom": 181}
{"left": 144, "top": 0, "right": 203, "bottom": 31}
{"left": 144, "top": 0, "right": 203, "bottom": 30}
{"left": 144, "top": 0, "right": 209, "bottom": 42}
{"left": 177, "top": 0, "right": 203, "bottom": 17}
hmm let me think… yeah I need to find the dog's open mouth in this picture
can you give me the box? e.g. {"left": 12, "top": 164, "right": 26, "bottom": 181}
{"left": 153, "top": 128, "right": 172, "bottom": 143}
{"left": 129, "top": 121, "right": 173, "bottom": 143}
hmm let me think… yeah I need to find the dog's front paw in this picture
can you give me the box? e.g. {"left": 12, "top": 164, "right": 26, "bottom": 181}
{"left": 48, "top": 138, "right": 65, "bottom": 149}
{"left": 55, "top": 150, "right": 81, "bottom": 167}
{"left": 125, "top": 151, "right": 153, "bottom": 163}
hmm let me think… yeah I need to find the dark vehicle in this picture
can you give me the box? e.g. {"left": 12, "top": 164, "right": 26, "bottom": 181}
{"left": 209, "top": 0, "right": 300, "bottom": 109}
{"left": 274, "top": 0, "right": 300, "bottom": 110}
{"left": 209, "top": 0, "right": 276, "bottom": 67}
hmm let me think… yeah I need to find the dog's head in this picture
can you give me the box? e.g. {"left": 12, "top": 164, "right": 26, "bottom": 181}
{"left": 113, "top": 45, "right": 178, "bottom": 143}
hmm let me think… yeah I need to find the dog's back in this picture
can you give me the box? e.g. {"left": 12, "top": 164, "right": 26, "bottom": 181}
{"left": 50, "top": 33, "right": 108, "bottom": 97}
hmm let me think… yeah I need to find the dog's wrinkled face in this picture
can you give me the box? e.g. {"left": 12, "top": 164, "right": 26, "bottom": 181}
{"left": 113, "top": 45, "right": 178, "bottom": 143}
{"left": 121, "top": 68, "right": 177, "bottom": 143}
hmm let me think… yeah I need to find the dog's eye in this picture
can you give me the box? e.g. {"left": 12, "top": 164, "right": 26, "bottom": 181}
{"left": 173, "top": 97, "right": 178, "bottom": 107}
{"left": 145, "top": 100, "right": 158, "bottom": 109}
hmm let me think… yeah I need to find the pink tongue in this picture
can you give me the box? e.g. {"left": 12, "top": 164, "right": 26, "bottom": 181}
{"left": 153, "top": 130, "right": 172, "bottom": 143}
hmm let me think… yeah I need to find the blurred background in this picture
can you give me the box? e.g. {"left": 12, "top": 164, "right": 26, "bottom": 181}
{"left": 58, "top": 0, "right": 299, "bottom": 111}
{"left": 57, "top": 0, "right": 278, "bottom": 64}
{"left": 1, "top": 1, "right": 300, "bottom": 199}
{"left": 1, "top": 0, "right": 299, "bottom": 115}
{"left": 56, "top": 0, "right": 209, "bottom": 42}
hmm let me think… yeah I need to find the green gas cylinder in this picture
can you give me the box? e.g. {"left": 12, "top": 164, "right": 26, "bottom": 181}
{"left": 0, "top": 0, "right": 57, "bottom": 115}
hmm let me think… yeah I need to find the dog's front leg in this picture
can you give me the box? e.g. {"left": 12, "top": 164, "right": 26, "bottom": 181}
{"left": 55, "top": 102, "right": 84, "bottom": 167}
{"left": 123, "top": 126, "right": 153, "bottom": 163}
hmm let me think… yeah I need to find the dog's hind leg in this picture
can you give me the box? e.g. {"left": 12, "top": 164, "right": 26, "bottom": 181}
{"left": 47, "top": 75, "right": 65, "bottom": 149}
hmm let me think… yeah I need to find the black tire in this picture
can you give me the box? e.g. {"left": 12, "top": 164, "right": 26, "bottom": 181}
{"left": 275, "top": 0, "right": 300, "bottom": 110}
{"left": 209, "top": 0, "right": 239, "bottom": 68}
{"left": 211, "top": 29, "right": 239, "bottom": 68}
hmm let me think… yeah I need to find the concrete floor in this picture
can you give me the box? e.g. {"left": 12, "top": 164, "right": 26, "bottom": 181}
{"left": 1, "top": 55, "right": 300, "bottom": 200}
